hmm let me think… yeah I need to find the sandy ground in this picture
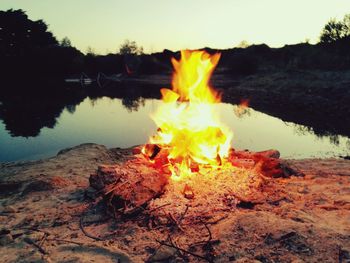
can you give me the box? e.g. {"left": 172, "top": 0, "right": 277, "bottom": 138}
{"left": 0, "top": 143, "right": 349, "bottom": 263}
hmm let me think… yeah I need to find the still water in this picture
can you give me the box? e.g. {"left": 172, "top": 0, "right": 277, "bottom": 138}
{"left": 1, "top": 96, "right": 349, "bottom": 162}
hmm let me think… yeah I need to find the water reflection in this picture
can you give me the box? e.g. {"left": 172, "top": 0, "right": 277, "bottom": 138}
{"left": 0, "top": 91, "right": 85, "bottom": 137}
{"left": 233, "top": 104, "right": 251, "bottom": 118}
{"left": 0, "top": 95, "right": 349, "bottom": 162}
{"left": 0, "top": 82, "right": 160, "bottom": 137}
{"left": 289, "top": 122, "right": 342, "bottom": 146}
{"left": 122, "top": 97, "right": 146, "bottom": 112}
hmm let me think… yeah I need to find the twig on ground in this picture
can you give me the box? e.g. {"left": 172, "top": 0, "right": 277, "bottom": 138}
{"left": 79, "top": 215, "right": 104, "bottom": 241}
{"left": 46, "top": 238, "right": 86, "bottom": 246}
{"left": 156, "top": 239, "right": 212, "bottom": 262}
{"left": 24, "top": 237, "right": 48, "bottom": 255}
{"left": 168, "top": 213, "right": 185, "bottom": 232}
{"left": 206, "top": 214, "right": 229, "bottom": 225}
{"left": 201, "top": 221, "right": 217, "bottom": 261}
{"left": 203, "top": 222, "right": 212, "bottom": 242}
{"left": 14, "top": 226, "right": 50, "bottom": 235}
{"left": 80, "top": 216, "right": 112, "bottom": 227}
{"left": 148, "top": 203, "right": 171, "bottom": 213}
{"left": 39, "top": 232, "right": 48, "bottom": 247}
{"left": 178, "top": 204, "right": 190, "bottom": 225}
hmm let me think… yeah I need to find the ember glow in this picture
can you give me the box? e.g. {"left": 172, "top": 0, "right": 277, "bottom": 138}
{"left": 143, "top": 50, "right": 233, "bottom": 180}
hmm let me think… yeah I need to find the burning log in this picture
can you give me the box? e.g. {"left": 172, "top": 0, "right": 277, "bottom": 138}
{"left": 229, "top": 149, "right": 303, "bottom": 178}
{"left": 89, "top": 157, "right": 170, "bottom": 216}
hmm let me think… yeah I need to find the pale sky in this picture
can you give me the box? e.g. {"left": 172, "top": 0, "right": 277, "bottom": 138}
{"left": 1, "top": 0, "right": 350, "bottom": 54}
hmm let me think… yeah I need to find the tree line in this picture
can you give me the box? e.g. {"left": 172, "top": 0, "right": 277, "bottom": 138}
{"left": 1, "top": 8, "right": 350, "bottom": 92}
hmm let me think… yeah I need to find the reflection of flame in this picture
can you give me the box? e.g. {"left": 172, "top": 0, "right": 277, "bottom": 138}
{"left": 240, "top": 99, "right": 249, "bottom": 108}
{"left": 125, "top": 64, "right": 133, "bottom": 75}
{"left": 144, "top": 50, "right": 233, "bottom": 180}
{"left": 234, "top": 99, "right": 250, "bottom": 118}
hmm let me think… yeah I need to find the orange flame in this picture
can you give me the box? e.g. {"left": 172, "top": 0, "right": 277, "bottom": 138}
{"left": 146, "top": 50, "right": 233, "bottom": 180}
{"left": 234, "top": 99, "right": 250, "bottom": 118}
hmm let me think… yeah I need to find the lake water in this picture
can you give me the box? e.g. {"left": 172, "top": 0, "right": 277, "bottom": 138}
{"left": 1, "top": 96, "right": 349, "bottom": 162}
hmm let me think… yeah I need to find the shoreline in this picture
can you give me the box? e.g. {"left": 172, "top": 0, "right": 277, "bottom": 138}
{"left": 0, "top": 143, "right": 349, "bottom": 262}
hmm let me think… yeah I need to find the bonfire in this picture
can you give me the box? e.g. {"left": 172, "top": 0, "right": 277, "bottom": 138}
{"left": 142, "top": 50, "right": 232, "bottom": 181}
{"left": 88, "top": 50, "right": 302, "bottom": 262}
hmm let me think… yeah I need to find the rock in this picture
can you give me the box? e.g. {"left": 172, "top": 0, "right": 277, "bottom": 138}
{"left": 0, "top": 234, "right": 13, "bottom": 246}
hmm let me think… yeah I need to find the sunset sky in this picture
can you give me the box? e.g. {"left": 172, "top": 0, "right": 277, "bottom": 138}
{"left": 1, "top": 0, "right": 350, "bottom": 54}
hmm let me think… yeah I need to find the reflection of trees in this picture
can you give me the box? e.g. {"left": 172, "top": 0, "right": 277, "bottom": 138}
{"left": 346, "top": 139, "right": 350, "bottom": 150}
{"left": 122, "top": 97, "right": 146, "bottom": 112}
{"left": 0, "top": 81, "right": 157, "bottom": 137}
{"left": 0, "top": 83, "right": 86, "bottom": 137}
{"left": 88, "top": 98, "right": 99, "bottom": 107}
{"left": 291, "top": 122, "right": 341, "bottom": 146}
{"left": 329, "top": 135, "right": 340, "bottom": 146}
{"left": 1, "top": 76, "right": 349, "bottom": 146}
{"left": 65, "top": 104, "right": 76, "bottom": 114}
{"left": 0, "top": 97, "right": 61, "bottom": 137}
{"left": 289, "top": 123, "right": 312, "bottom": 136}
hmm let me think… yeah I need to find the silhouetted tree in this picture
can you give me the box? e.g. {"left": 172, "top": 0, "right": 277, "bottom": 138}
{"left": 60, "top": 37, "right": 72, "bottom": 47}
{"left": 0, "top": 9, "right": 58, "bottom": 56}
{"left": 117, "top": 40, "right": 143, "bottom": 75}
{"left": 86, "top": 46, "right": 96, "bottom": 56}
{"left": 0, "top": 9, "right": 83, "bottom": 87}
{"left": 119, "top": 39, "right": 143, "bottom": 55}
